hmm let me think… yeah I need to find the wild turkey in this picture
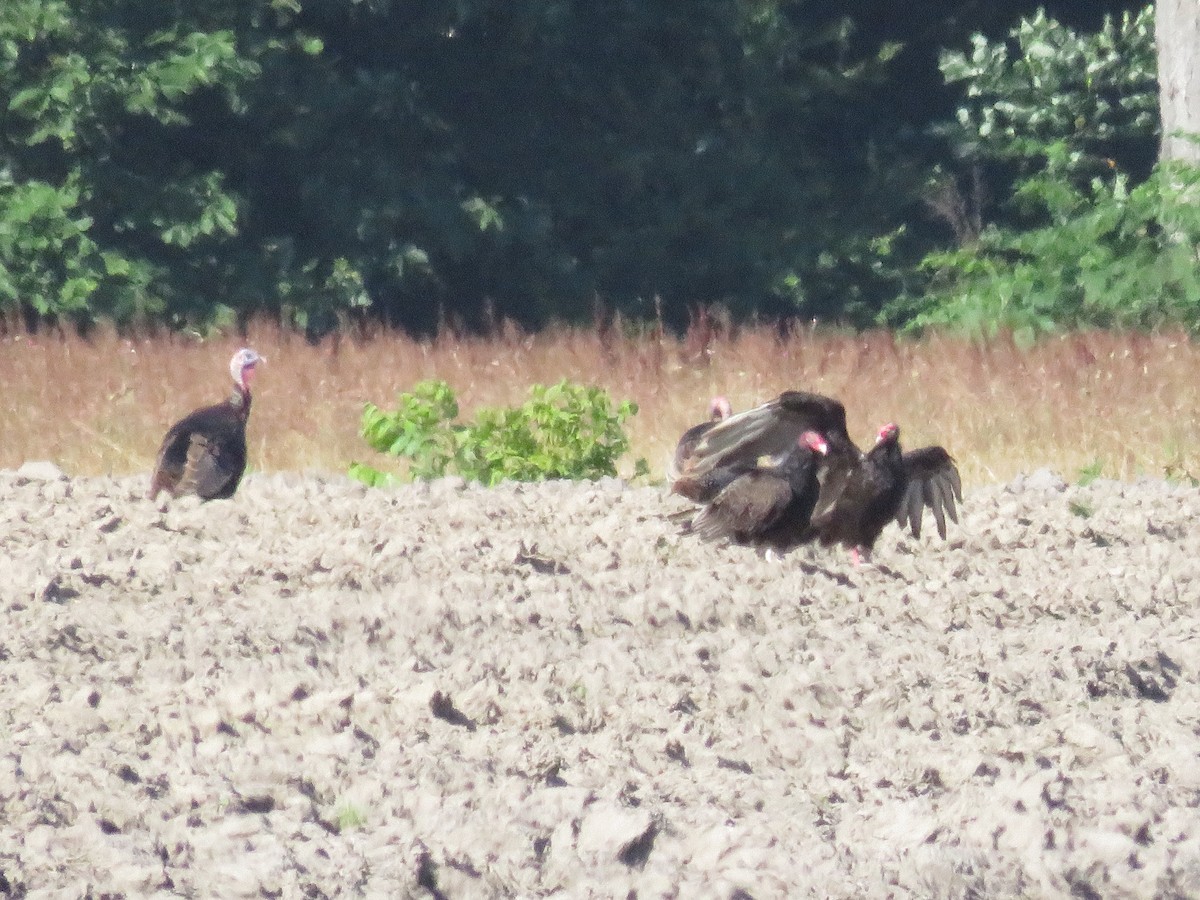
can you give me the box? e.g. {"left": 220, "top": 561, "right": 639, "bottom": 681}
{"left": 149, "top": 348, "right": 262, "bottom": 501}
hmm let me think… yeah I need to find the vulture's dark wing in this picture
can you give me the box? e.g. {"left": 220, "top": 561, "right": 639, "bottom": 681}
{"left": 683, "top": 391, "right": 850, "bottom": 479}
{"left": 895, "top": 446, "right": 962, "bottom": 539}
{"left": 689, "top": 467, "right": 795, "bottom": 543}
{"left": 671, "top": 455, "right": 760, "bottom": 504}
{"left": 808, "top": 447, "right": 864, "bottom": 530}
{"left": 671, "top": 420, "right": 718, "bottom": 480}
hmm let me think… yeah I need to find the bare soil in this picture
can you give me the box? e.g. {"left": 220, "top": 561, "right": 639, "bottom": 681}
{"left": 2, "top": 466, "right": 1199, "bottom": 898}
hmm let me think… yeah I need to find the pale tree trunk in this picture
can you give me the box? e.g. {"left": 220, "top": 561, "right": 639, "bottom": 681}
{"left": 1156, "top": 0, "right": 1200, "bottom": 163}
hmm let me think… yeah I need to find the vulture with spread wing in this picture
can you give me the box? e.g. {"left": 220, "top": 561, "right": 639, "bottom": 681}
{"left": 149, "top": 348, "right": 262, "bottom": 501}
{"left": 672, "top": 391, "right": 848, "bottom": 504}
{"left": 670, "top": 395, "right": 732, "bottom": 480}
{"left": 808, "top": 422, "right": 962, "bottom": 564}
{"left": 671, "top": 390, "right": 962, "bottom": 561}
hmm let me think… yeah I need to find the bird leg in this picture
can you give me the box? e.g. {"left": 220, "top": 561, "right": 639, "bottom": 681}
{"left": 850, "top": 546, "right": 872, "bottom": 567}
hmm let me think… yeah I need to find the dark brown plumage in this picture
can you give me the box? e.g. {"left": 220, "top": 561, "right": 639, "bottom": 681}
{"left": 149, "top": 348, "right": 262, "bottom": 501}
{"left": 688, "top": 431, "right": 828, "bottom": 551}
{"left": 671, "top": 391, "right": 848, "bottom": 503}
{"left": 896, "top": 446, "right": 963, "bottom": 540}
{"left": 810, "top": 422, "right": 962, "bottom": 564}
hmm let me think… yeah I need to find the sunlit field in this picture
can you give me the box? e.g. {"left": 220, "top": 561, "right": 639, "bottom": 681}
{"left": 3, "top": 320, "right": 1198, "bottom": 487}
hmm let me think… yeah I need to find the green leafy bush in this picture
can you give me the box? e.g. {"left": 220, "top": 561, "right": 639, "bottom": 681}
{"left": 349, "top": 380, "right": 646, "bottom": 488}
{"left": 882, "top": 6, "right": 1200, "bottom": 339}
{"left": 933, "top": 8, "right": 1157, "bottom": 185}
{"left": 889, "top": 161, "right": 1200, "bottom": 340}
{"left": 0, "top": 4, "right": 260, "bottom": 325}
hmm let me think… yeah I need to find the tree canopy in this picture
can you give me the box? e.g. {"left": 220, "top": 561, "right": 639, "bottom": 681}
{"left": 0, "top": 0, "right": 1172, "bottom": 336}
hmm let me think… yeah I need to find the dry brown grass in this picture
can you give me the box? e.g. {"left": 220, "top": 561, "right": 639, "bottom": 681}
{"left": 3, "top": 320, "right": 1198, "bottom": 487}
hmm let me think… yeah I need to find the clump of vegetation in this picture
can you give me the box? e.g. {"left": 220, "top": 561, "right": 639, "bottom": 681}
{"left": 350, "top": 379, "right": 646, "bottom": 487}
{"left": 1163, "top": 453, "right": 1199, "bottom": 487}
{"left": 884, "top": 7, "right": 1200, "bottom": 340}
{"left": 1068, "top": 499, "right": 1095, "bottom": 519}
{"left": 334, "top": 801, "right": 366, "bottom": 831}
{"left": 1076, "top": 459, "right": 1105, "bottom": 487}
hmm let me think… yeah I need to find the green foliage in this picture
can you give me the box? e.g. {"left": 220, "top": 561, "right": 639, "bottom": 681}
{"left": 0, "top": 0, "right": 921, "bottom": 333}
{"left": 1068, "top": 499, "right": 1095, "bottom": 519}
{"left": 1076, "top": 458, "right": 1105, "bottom": 487}
{"left": 334, "top": 802, "right": 366, "bottom": 831}
{"left": 0, "top": 172, "right": 99, "bottom": 315}
{"left": 935, "top": 8, "right": 1157, "bottom": 183}
{"left": 890, "top": 162, "right": 1200, "bottom": 338}
{"left": 350, "top": 380, "right": 646, "bottom": 488}
{"left": 8, "top": 0, "right": 1174, "bottom": 335}
{"left": 0, "top": 0, "right": 268, "bottom": 325}
{"left": 886, "top": 6, "right": 1200, "bottom": 338}
{"left": 1162, "top": 458, "right": 1199, "bottom": 487}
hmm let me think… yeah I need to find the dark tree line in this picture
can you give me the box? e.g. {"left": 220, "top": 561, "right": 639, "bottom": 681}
{"left": 0, "top": 0, "right": 1150, "bottom": 335}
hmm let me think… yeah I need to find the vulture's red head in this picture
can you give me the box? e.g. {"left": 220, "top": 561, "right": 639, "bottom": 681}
{"left": 799, "top": 430, "right": 829, "bottom": 455}
{"left": 230, "top": 347, "right": 263, "bottom": 392}
{"left": 709, "top": 396, "right": 732, "bottom": 421}
{"left": 875, "top": 422, "right": 900, "bottom": 445}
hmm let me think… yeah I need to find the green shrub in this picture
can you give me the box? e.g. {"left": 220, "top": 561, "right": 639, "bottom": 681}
{"left": 881, "top": 6, "right": 1200, "bottom": 339}
{"left": 1076, "top": 458, "right": 1105, "bottom": 487}
{"left": 334, "top": 802, "right": 366, "bottom": 831}
{"left": 933, "top": 8, "right": 1157, "bottom": 186}
{"left": 888, "top": 161, "right": 1200, "bottom": 340}
{"left": 349, "top": 379, "right": 646, "bottom": 488}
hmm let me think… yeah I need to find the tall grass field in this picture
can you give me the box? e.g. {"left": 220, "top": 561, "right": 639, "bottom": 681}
{"left": 3, "top": 322, "right": 1197, "bottom": 487}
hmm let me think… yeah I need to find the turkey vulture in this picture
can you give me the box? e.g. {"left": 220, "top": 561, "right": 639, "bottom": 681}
{"left": 809, "top": 422, "right": 962, "bottom": 564}
{"left": 671, "top": 395, "right": 732, "bottom": 479}
{"left": 674, "top": 391, "right": 961, "bottom": 560}
{"left": 149, "top": 348, "right": 262, "bottom": 501}
{"left": 687, "top": 430, "right": 829, "bottom": 551}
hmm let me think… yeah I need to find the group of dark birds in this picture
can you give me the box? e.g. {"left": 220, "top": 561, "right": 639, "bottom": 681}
{"left": 149, "top": 349, "right": 962, "bottom": 566}
{"left": 670, "top": 390, "right": 962, "bottom": 564}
